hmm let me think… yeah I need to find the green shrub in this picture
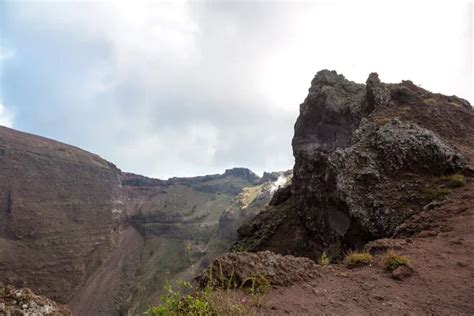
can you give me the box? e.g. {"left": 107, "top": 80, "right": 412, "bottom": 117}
{"left": 344, "top": 252, "right": 372, "bottom": 268}
{"left": 440, "top": 174, "right": 466, "bottom": 188}
{"left": 146, "top": 272, "right": 269, "bottom": 316}
{"left": 145, "top": 281, "right": 211, "bottom": 316}
{"left": 382, "top": 250, "right": 409, "bottom": 271}
{"left": 422, "top": 187, "right": 451, "bottom": 201}
{"left": 242, "top": 275, "right": 269, "bottom": 307}
{"left": 231, "top": 243, "right": 248, "bottom": 253}
{"left": 318, "top": 251, "right": 330, "bottom": 266}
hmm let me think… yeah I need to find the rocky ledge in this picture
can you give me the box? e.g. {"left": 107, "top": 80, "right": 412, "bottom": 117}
{"left": 197, "top": 251, "right": 321, "bottom": 288}
{"left": 0, "top": 283, "right": 71, "bottom": 315}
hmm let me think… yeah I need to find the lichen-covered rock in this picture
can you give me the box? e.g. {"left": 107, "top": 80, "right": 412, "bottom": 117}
{"left": 237, "top": 70, "right": 474, "bottom": 260}
{"left": 0, "top": 283, "right": 71, "bottom": 315}
{"left": 197, "top": 251, "right": 320, "bottom": 288}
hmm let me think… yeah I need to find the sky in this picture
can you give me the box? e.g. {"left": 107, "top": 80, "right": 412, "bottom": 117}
{"left": 0, "top": 0, "right": 472, "bottom": 179}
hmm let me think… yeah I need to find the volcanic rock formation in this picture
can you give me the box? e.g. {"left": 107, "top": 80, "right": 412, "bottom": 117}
{"left": 236, "top": 70, "right": 474, "bottom": 260}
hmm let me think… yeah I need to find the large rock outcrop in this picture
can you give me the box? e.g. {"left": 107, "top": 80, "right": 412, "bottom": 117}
{"left": 236, "top": 70, "right": 474, "bottom": 260}
{"left": 198, "top": 251, "right": 320, "bottom": 288}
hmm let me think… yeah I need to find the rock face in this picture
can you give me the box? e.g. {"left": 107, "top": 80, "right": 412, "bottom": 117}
{"left": 0, "top": 283, "right": 72, "bottom": 315}
{"left": 236, "top": 70, "right": 474, "bottom": 260}
{"left": 0, "top": 127, "right": 125, "bottom": 303}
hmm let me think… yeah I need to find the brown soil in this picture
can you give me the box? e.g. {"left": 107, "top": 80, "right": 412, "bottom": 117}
{"left": 258, "top": 177, "right": 474, "bottom": 315}
{"left": 69, "top": 226, "right": 143, "bottom": 316}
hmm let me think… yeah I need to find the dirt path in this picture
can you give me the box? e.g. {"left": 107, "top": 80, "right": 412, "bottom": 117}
{"left": 69, "top": 226, "right": 144, "bottom": 316}
{"left": 259, "top": 178, "right": 474, "bottom": 315}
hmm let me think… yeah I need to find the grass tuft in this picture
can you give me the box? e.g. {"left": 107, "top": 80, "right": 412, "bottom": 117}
{"left": 422, "top": 187, "right": 451, "bottom": 201}
{"left": 440, "top": 174, "right": 466, "bottom": 188}
{"left": 318, "top": 251, "right": 330, "bottom": 266}
{"left": 382, "top": 250, "right": 409, "bottom": 271}
{"left": 145, "top": 265, "right": 269, "bottom": 316}
{"left": 344, "top": 252, "right": 372, "bottom": 268}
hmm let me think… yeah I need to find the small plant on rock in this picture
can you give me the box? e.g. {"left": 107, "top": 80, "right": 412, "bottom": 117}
{"left": 145, "top": 281, "right": 212, "bottom": 316}
{"left": 146, "top": 263, "right": 269, "bottom": 316}
{"left": 344, "top": 251, "right": 372, "bottom": 268}
{"left": 440, "top": 174, "right": 466, "bottom": 188}
{"left": 382, "top": 250, "right": 409, "bottom": 271}
{"left": 242, "top": 275, "right": 270, "bottom": 307}
{"left": 231, "top": 243, "right": 248, "bottom": 253}
{"left": 318, "top": 251, "right": 330, "bottom": 266}
{"left": 422, "top": 187, "right": 451, "bottom": 201}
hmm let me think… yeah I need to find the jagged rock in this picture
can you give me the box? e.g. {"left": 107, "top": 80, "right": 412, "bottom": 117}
{"left": 259, "top": 172, "right": 281, "bottom": 184}
{"left": 269, "top": 185, "right": 291, "bottom": 206}
{"left": 223, "top": 168, "right": 260, "bottom": 183}
{"left": 237, "top": 70, "right": 474, "bottom": 260}
{"left": 0, "top": 283, "right": 71, "bottom": 315}
{"left": 366, "top": 72, "right": 391, "bottom": 109}
{"left": 218, "top": 173, "right": 289, "bottom": 242}
{"left": 197, "top": 251, "right": 320, "bottom": 288}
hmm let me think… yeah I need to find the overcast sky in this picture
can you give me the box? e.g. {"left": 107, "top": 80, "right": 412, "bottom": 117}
{"left": 0, "top": 1, "right": 472, "bottom": 179}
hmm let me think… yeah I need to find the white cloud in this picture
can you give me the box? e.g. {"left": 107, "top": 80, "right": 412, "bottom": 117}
{"left": 2, "top": 1, "right": 472, "bottom": 178}
{"left": 0, "top": 103, "right": 13, "bottom": 128}
{"left": 0, "top": 49, "right": 14, "bottom": 61}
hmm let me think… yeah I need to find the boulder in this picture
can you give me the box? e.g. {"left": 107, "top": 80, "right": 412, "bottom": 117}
{"left": 197, "top": 251, "right": 320, "bottom": 288}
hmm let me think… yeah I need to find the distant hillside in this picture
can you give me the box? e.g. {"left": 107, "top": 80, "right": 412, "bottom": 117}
{"left": 0, "top": 126, "right": 287, "bottom": 315}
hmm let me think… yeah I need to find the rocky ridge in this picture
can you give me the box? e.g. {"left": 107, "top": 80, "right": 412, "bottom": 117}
{"left": 236, "top": 70, "right": 474, "bottom": 260}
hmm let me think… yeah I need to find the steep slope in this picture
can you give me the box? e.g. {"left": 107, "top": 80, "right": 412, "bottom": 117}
{"left": 236, "top": 70, "right": 474, "bottom": 260}
{"left": 0, "top": 126, "right": 282, "bottom": 315}
{"left": 121, "top": 170, "right": 289, "bottom": 315}
{"left": 0, "top": 127, "right": 125, "bottom": 303}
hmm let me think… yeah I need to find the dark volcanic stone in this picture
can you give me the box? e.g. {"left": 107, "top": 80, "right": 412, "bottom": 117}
{"left": 236, "top": 70, "right": 474, "bottom": 260}
{"left": 269, "top": 185, "right": 292, "bottom": 206}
